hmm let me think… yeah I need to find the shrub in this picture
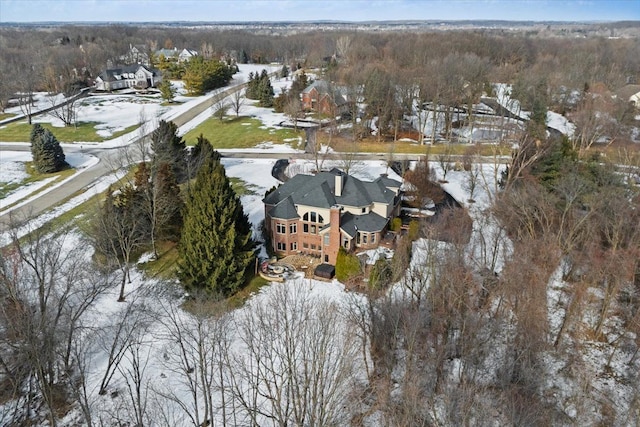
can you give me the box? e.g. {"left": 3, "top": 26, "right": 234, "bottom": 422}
{"left": 389, "top": 217, "right": 402, "bottom": 232}
{"left": 408, "top": 220, "right": 421, "bottom": 241}
{"left": 335, "top": 247, "right": 361, "bottom": 282}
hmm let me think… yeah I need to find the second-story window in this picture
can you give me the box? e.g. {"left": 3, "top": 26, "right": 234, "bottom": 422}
{"left": 289, "top": 223, "right": 297, "bottom": 234}
{"left": 276, "top": 223, "right": 286, "bottom": 234}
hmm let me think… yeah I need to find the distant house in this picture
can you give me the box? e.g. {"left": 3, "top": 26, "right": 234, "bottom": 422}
{"left": 155, "top": 47, "right": 199, "bottom": 62}
{"left": 120, "top": 44, "right": 150, "bottom": 66}
{"left": 178, "top": 48, "right": 199, "bottom": 62}
{"left": 615, "top": 84, "right": 640, "bottom": 107}
{"left": 95, "top": 65, "right": 162, "bottom": 91}
{"left": 301, "top": 80, "right": 349, "bottom": 116}
{"left": 263, "top": 168, "right": 402, "bottom": 265}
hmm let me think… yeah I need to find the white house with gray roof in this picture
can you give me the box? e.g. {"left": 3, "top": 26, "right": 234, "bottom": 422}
{"left": 95, "top": 64, "right": 162, "bottom": 91}
{"left": 263, "top": 168, "right": 401, "bottom": 265}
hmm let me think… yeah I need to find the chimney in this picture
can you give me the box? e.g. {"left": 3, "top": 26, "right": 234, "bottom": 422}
{"left": 328, "top": 206, "right": 342, "bottom": 265}
{"left": 335, "top": 174, "right": 342, "bottom": 197}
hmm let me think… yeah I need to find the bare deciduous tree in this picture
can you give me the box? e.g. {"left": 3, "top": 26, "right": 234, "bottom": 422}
{"left": 0, "top": 221, "right": 111, "bottom": 426}
{"left": 228, "top": 282, "right": 359, "bottom": 426}
{"left": 47, "top": 82, "right": 83, "bottom": 127}
{"left": 154, "top": 294, "right": 230, "bottom": 427}
{"left": 230, "top": 83, "right": 245, "bottom": 117}
{"left": 212, "top": 97, "right": 230, "bottom": 121}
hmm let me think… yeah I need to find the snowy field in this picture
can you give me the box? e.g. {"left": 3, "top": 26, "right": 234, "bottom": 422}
{"left": 1, "top": 63, "right": 294, "bottom": 244}
{"left": 0, "top": 150, "right": 98, "bottom": 216}
{"left": 1, "top": 64, "right": 282, "bottom": 144}
{"left": 1, "top": 159, "right": 462, "bottom": 426}
{"left": 2, "top": 68, "right": 637, "bottom": 424}
{"left": 3, "top": 144, "right": 637, "bottom": 425}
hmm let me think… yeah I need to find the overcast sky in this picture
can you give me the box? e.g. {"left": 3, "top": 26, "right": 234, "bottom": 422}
{"left": 1, "top": 0, "right": 638, "bottom": 23}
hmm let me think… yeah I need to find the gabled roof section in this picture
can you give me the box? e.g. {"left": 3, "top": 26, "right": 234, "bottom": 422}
{"left": 268, "top": 196, "right": 299, "bottom": 220}
{"left": 263, "top": 174, "right": 313, "bottom": 205}
{"left": 180, "top": 48, "right": 198, "bottom": 57}
{"left": 302, "top": 80, "right": 330, "bottom": 94}
{"left": 297, "top": 180, "right": 336, "bottom": 209}
{"left": 264, "top": 168, "right": 398, "bottom": 215}
{"left": 98, "top": 65, "right": 159, "bottom": 82}
{"left": 360, "top": 180, "right": 396, "bottom": 204}
{"left": 375, "top": 174, "right": 402, "bottom": 190}
{"left": 156, "top": 48, "right": 179, "bottom": 58}
{"left": 340, "top": 211, "right": 388, "bottom": 236}
{"left": 338, "top": 173, "right": 373, "bottom": 207}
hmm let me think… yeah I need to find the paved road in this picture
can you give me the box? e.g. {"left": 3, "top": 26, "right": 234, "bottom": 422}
{"left": 0, "top": 80, "right": 249, "bottom": 230}
{"left": 0, "top": 72, "right": 506, "bottom": 232}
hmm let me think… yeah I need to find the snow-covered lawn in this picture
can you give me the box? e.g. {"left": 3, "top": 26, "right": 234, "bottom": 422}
{"left": 0, "top": 150, "right": 98, "bottom": 214}
{"left": 2, "top": 64, "right": 282, "bottom": 144}
{"left": 5, "top": 65, "right": 637, "bottom": 425}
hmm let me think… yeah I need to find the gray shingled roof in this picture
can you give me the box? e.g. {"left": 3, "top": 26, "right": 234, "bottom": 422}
{"left": 263, "top": 168, "right": 399, "bottom": 219}
{"left": 263, "top": 174, "right": 312, "bottom": 205}
{"left": 98, "top": 65, "right": 160, "bottom": 82}
{"left": 302, "top": 80, "right": 330, "bottom": 94}
{"left": 268, "top": 196, "right": 299, "bottom": 220}
{"left": 375, "top": 175, "right": 402, "bottom": 189}
{"left": 340, "top": 211, "right": 388, "bottom": 237}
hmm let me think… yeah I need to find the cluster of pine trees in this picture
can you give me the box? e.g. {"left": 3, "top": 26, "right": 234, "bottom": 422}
{"left": 178, "top": 140, "right": 255, "bottom": 295}
{"left": 182, "top": 56, "right": 237, "bottom": 96}
{"left": 92, "top": 120, "right": 254, "bottom": 298}
{"left": 273, "top": 70, "right": 309, "bottom": 114}
{"left": 245, "top": 69, "right": 274, "bottom": 107}
{"left": 29, "top": 124, "right": 67, "bottom": 173}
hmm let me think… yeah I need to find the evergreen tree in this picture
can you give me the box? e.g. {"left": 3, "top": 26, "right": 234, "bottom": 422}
{"left": 30, "top": 124, "right": 67, "bottom": 173}
{"left": 290, "top": 71, "right": 309, "bottom": 97}
{"left": 259, "top": 77, "right": 275, "bottom": 107}
{"left": 246, "top": 72, "right": 258, "bottom": 99}
{"left": 246, "top": 69, "right": 274, "bottom": 107}
{"left": 151, "top": 120, "right": 187, "bottom": 182}
{"left": 178, "top": 150, "right": 254, "bottom": 295}
{"left": 240, "top": 50, "right": 249, "bottom": 64}
{"left": 158, "top": 80, "right": 175, "bottom": 103}
{"left": 30, "top": 124, "right": 46, "bottom": 169}
{"left": 335, "top": 247, "right": 361, "bottom": 283}
{"left": 187, "top": 134, "right": 219, "bottom": 179}
{"left": 183, "top": 57, "right": 234, "bottom": 95}
{"left": 134, "top": 161, "right": 183, "bottom": 257}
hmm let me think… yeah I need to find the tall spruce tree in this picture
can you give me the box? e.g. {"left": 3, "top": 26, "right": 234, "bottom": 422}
{"left": 30, "top": 124, "right": 67, "bottom": 173}
{"left": 151, "top": 120, "right": 187, "bottom": 182}
{"left": 259, "top": 78, "right": 275, "bottom": 107}
{"left": 178, "top": 150, "right": 254, "bottom": 295}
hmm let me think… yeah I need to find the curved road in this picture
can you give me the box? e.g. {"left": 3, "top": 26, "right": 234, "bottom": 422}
{"left": 1, "top": 74, "right": 505, "bottom": 232}
{"left": 0, "top": 81, "right": 251, "bottom": 230}
{"left": 0, "top": 138, "right": 428, "bottom": 231}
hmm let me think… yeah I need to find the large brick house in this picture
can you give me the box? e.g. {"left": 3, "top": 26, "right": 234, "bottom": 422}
{"left": 263, "top": 168, "right": 402, "bottom": 265}
{"left": 301, "top": 80, "right": 349, "bottom": 116}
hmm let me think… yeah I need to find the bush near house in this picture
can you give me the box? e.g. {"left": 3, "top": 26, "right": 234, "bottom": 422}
{"left": 335, "top": 247, "right": 362, "bottom": 283}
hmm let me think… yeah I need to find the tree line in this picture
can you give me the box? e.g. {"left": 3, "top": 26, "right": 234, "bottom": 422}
{"left": 2, "top": 25, "right": 638, "bottom": 147}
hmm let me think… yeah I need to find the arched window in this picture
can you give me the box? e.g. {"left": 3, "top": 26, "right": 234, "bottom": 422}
{"left": 303, "top": 212, "right": 324, "bottom": 224}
